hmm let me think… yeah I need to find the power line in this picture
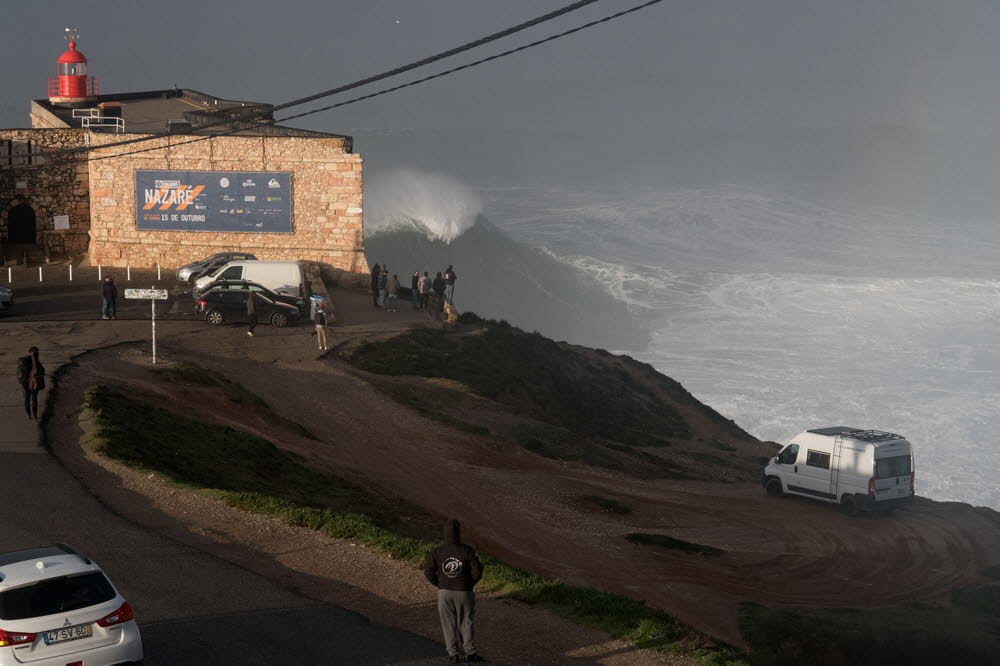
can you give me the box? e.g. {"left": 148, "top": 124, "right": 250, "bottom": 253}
{"left": 22, "top": 0, "right": 664, "bottom": 171}
{"left": 25, "top": 0, "right": 608, "bottom": 162}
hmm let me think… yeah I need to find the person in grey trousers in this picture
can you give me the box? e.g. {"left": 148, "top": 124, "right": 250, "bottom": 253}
{"left": 423, "top": 519, "right": 485, "bottom": 663}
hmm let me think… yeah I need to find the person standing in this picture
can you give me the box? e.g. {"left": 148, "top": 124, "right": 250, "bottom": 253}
{"left": 432, "top": 272, "right": 447, "bottom": 312}
{"left": 314, "top": 302, "right": 329, "bottom": 351}
{"left": 101, "top": 276, "right": 118, "bottom": 320}
{"left": 371, "top": 263, "right": 382, "bottom": 307}
{"left": 423, "top": 519, "right": 484, "bottom": 663}
{"left": 418, "top": 271, "right": 431, "bottom": 310}
{"left": 386, "top": 274, "right": 400, "bottom": 311}
{"left": 410, "top": 271, "right": 420, "bottom": 309}
{"left": 377, "top": 268, "right": 388, "bottom": 308}
{"left": 444, "top": 265, "right": 457, "bottom": 304}
{"left": 16, "top": 346, "right": 45, "bottom": 420}
{"left": 246, "top": 291, "right": 257, "bottom": 337}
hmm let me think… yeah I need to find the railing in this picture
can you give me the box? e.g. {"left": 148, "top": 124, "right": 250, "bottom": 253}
{"left": 81, "top": 116, "right": 125, "bottom": 133}
{"left": 46, "top": 76, "right": 99, "bottom": 97}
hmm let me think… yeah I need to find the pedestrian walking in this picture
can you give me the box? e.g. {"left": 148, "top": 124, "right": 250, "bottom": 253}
{"left": 432, "top": 272, "right": 447, "bottom": 312}
{"left": 371, "top": 263, "right": 382, "bottom": 307}
{"left": 314, "top": 302, "right": 329, "bottom": 351}
{"left": 444, "top": 265, "right": 457, "bottom": 304}
{"left": 377, "top": 269, "right": 388, "bottom": 308}
{"left": 423, "top": 519, "right": 484, "bottom": 663}
{"left": 246, "top": 291, "right": 257, "bottom": 337}
{"left": 101, "top": 276, "right": 118, "bottom": 320}
{"left": 411, "top": 271, "right": 420, "bottom": 309}
{"left": 418, "top": 271, "right": 431, "bottom": 309}
{"left": 16, "top": 346, "right": 45, "bottom": 420}
{"left": 386, "top": 274, "right": 400, "bottom": 311}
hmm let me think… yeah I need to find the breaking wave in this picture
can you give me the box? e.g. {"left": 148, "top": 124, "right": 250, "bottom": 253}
{"left": 365, "top": 169, "right": 482, "bottom": 242}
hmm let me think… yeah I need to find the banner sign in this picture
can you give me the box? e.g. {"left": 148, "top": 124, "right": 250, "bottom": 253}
{"left": 135, "top": 170, "right": 292, "bottom": 233}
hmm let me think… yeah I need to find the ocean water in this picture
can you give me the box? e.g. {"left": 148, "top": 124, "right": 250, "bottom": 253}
{"left": 366, "top": 173, "right": 1000, "bottom": 509}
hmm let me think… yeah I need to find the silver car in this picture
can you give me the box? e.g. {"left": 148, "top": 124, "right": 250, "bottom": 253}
{"left": 176, "top": 252, "right": 256, "bottom": 283}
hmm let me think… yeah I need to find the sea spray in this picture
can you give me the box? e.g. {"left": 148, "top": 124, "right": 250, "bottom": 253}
{"left": 366, "top": 169, "right": 482, "bottom": 242}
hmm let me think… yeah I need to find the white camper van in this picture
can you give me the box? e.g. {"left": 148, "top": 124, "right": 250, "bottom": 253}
{"left": 193, "top": 260, "right": 304, "bottom": 297}
{"left": 762, "top": 426, "right": 915, "bottom": 514}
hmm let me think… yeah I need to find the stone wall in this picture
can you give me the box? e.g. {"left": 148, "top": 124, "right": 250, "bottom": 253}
{"left": 0, "top": 128, "right": 91, "bottom": 258}
{"left": 87, "top": 133, "right": 367, "bottom": 272}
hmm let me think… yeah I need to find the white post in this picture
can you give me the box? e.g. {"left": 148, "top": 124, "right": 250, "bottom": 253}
{"left": 127, "top": 265, "right": 131, "bottom": 281}
{"left": 151, "top": 286, "right": 157, "bottom": 365}
{"left": 38, "top": 266, "right": 42, "bottom": 282}
{"left": 7, "top": 267, "right": 10, "bottom": 283}
{"left": 69, "top": 264, "right": 73, "bottom": 281}
{"left": 157, "top": 263, "right": 161, "bottom": 281}
{"left": 98, "top": 265, "right": 102, "bottom": 281}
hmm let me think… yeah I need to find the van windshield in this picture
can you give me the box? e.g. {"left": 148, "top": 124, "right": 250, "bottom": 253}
{"left": 875, "top": 455, "right": 911, "bottom": 479}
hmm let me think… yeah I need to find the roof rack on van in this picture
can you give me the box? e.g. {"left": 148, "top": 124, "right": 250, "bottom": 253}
{"left": 842, "top": 430, "right": 904, "bottom": 443}
{"left": 807, "top": 426, "right": 861, "bottom": 436}
{"left": 55, "top": 543, "right": 92, "bottom": 565}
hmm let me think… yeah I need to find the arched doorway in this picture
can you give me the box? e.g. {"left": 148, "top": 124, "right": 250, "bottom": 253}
{"left": 7, "top": 203, "right": 36, "bottom": 245}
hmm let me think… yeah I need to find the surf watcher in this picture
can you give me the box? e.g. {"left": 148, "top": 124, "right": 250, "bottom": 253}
{"left": 101, "top": 275, "right": 118, "bottom": 320}
{"left": 411, "top": 271, "right": 420, "bottom": 309}
{"left": 377, "top": 268, "right": 388, "bottom": 308}
{"left": 386, "top": 274, "right": 400, "bottom": 312}
{"left": 16, "top": 346, "right": 46, "bottom": 420}
{"left": 246, "top": 291, "right": 257, "bottom": 337}
{"left": 370, "top": 263, "right": 382, "bottom": 308}
{"left": 432, "top": 272, "right": 447, "bottom": 312}
{"left": 444, "top": 265, "right": 457, "bottom": 303}
{"left": 423, "top": 519, "right": 484, "bottom": 663}
{"left": 418, "top": 271, "right": 431, "bottom": 309}
{"left": 314, "top": 302, "right": 329, "bottom": 351}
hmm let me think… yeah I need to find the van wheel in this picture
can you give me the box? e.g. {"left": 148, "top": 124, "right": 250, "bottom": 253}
{"left": 840, "top": 495, "right": 859, "bottom": 516}
{"left": 206, "top": 310, "right": 224, "bottom": 326}
{"left": 271, "top": 312, "right": 289, "bottom": 328}
{"left": 765, "top": 478, "right": 784, "bottom": 497}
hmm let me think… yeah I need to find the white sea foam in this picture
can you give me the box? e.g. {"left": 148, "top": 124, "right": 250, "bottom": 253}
{"left": 365, "top": 169, "right": 482, "bottom": 242}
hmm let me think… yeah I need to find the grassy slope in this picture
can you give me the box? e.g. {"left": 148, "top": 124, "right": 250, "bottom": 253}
{"left": 82, "top": 381, "right": 741, "bottom": 664}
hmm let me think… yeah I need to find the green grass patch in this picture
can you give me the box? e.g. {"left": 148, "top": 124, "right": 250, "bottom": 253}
{"left": 348, "top": 319, "right": 690, "bottom": 448}
{"left": 739, "top": 600, "right": 1000, "bottom": 666}
{"left": 584, "top": 495, "right": 632, "bottom": 515}
{"left": 82, "top": 384, "right": 739, "bottom": 664}
{"left": 626, "top": 533, "right": 724, "bottom": 556}
{"left": 150, "top": 360, "right": 317, "bottom": 440}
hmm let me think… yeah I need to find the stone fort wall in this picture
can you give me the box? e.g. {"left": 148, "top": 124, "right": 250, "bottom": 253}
{"left": 87, "top": 132, "right": 367, "bottom": 272}
{"left": 0, "top": 128, "right": 91, "bottom": 258}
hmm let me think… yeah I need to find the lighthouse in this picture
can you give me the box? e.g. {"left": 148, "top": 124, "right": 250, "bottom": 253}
{"left": 48, "top": 28, "right": 98, "bottom": 105}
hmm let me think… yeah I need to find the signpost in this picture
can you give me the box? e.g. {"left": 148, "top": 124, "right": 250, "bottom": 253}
{"left": 124, "top": 287, "right": 169, "bottom": 364}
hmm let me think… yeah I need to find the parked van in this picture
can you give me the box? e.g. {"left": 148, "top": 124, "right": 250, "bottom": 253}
{"left": 193, "top": 260, "right": 303, "bottom": 297}
{"left": 762, "top": 426, "right": 915, "bottom": 514}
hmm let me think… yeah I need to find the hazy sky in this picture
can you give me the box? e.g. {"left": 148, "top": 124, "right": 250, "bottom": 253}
{"left": 3, "top": 0, "right": 1000, "bottom": 135}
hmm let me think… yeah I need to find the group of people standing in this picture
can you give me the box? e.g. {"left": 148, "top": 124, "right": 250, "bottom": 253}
{"left": 370, "top": 263, "right": 457, "bottom": 313}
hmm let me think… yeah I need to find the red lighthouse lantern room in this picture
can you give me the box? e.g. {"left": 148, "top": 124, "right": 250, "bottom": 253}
{"left": 48, "top": 28, "right": 98, "bottom": 105}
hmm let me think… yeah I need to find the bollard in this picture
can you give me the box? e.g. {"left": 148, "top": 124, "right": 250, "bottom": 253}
{"left": 38, "top": 266, "right": 42, "bottom": 282}
{"left": 69, "top": 264, "right": 73, "bottom": 281}
{"left": 127, "top": 265, "right": 131, "bottom": 281}
{"left": 98, "top": 265, "right": 102, "bottom": 281}
{"left": 7, "top": 267, "right": 10, "bottom": 283}
{"left": 157, "top": 263, "right": 161, "bottom": 281}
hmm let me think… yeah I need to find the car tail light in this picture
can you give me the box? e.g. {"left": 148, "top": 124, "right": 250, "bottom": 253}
{"left": 868, "top": 477, "right": 876, "bottom": 497}
{"left": 0, "top": 627, "right": 36, "bottom": 646}
{"left": 197, "top": 300, "right": 207, "bottom": 309}
{"left": 96, "top": 601, "right": 134, "bottom": 627}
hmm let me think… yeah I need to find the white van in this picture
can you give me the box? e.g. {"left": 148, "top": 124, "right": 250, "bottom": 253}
{"left": 193, "top": 260, "right": 304, "bottom": 297}
{"left": 762, "top": 426, "right": 915, "bottom": 514}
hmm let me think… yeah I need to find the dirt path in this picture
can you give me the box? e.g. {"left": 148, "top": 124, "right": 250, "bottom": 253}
{"left": 47, "top": 323, "right": 1000, "bottom": 651}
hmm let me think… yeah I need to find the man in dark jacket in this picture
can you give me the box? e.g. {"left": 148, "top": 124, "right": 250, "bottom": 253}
{"left": 444, "top": 265, "right": 457, "bottom": 303}
{"left": 370, "top": 263, "right": 382, "bottom": 307}
{"left": 101, "top": 276, "right": 118, "bottom": 320}
{"left": 432, "top": 272, "right": 447, "bottom": 313}
{"left": 423, "top": 519, "right": 484, "bottom": 663}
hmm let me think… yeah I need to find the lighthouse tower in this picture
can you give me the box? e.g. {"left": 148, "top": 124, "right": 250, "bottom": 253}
{"left": 48, "top": 28, "right": 98, "bottom": 106}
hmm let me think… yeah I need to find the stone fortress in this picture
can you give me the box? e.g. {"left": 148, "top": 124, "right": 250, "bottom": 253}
{"left": 0, "top": 33, "right": 367, "bottom": 273}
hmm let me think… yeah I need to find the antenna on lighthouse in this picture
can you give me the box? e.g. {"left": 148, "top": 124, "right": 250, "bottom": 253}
{"left": 65, "top": 27, "right": 79, "bottom": 42}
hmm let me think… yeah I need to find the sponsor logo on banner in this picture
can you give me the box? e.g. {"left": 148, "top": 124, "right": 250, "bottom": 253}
{"left": 242, "top": 179, "right": 256, "bottom": 187}
{"left": 268, "top": 178, "right": 281, "bottom": 188}
{"left": 244, "top": 195, "right": 256, "bottom": 202}
{"left": 142, "top": 184, "right": 206, "bottom": 211}
{"left": 219, "top": 177, "right": 230, "bottom": 188}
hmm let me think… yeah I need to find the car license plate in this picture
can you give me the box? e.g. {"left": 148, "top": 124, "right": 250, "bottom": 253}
{"left": 43, "top": 624, "right": 92, "bottom": 645}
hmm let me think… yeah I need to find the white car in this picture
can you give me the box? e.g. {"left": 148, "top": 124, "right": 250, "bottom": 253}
{"left": 762, "top": 426, "right": 915, "bottom": 515}
{"left": 0, "top": 545, "right": 143, "bottom": 665}
{"left": 0, "top": 287, "right": 12, "bottom": 314}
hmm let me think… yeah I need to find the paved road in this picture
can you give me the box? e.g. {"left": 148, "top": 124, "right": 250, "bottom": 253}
{"left": 0, "top": 329, "right": 443, "bottom": 665}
